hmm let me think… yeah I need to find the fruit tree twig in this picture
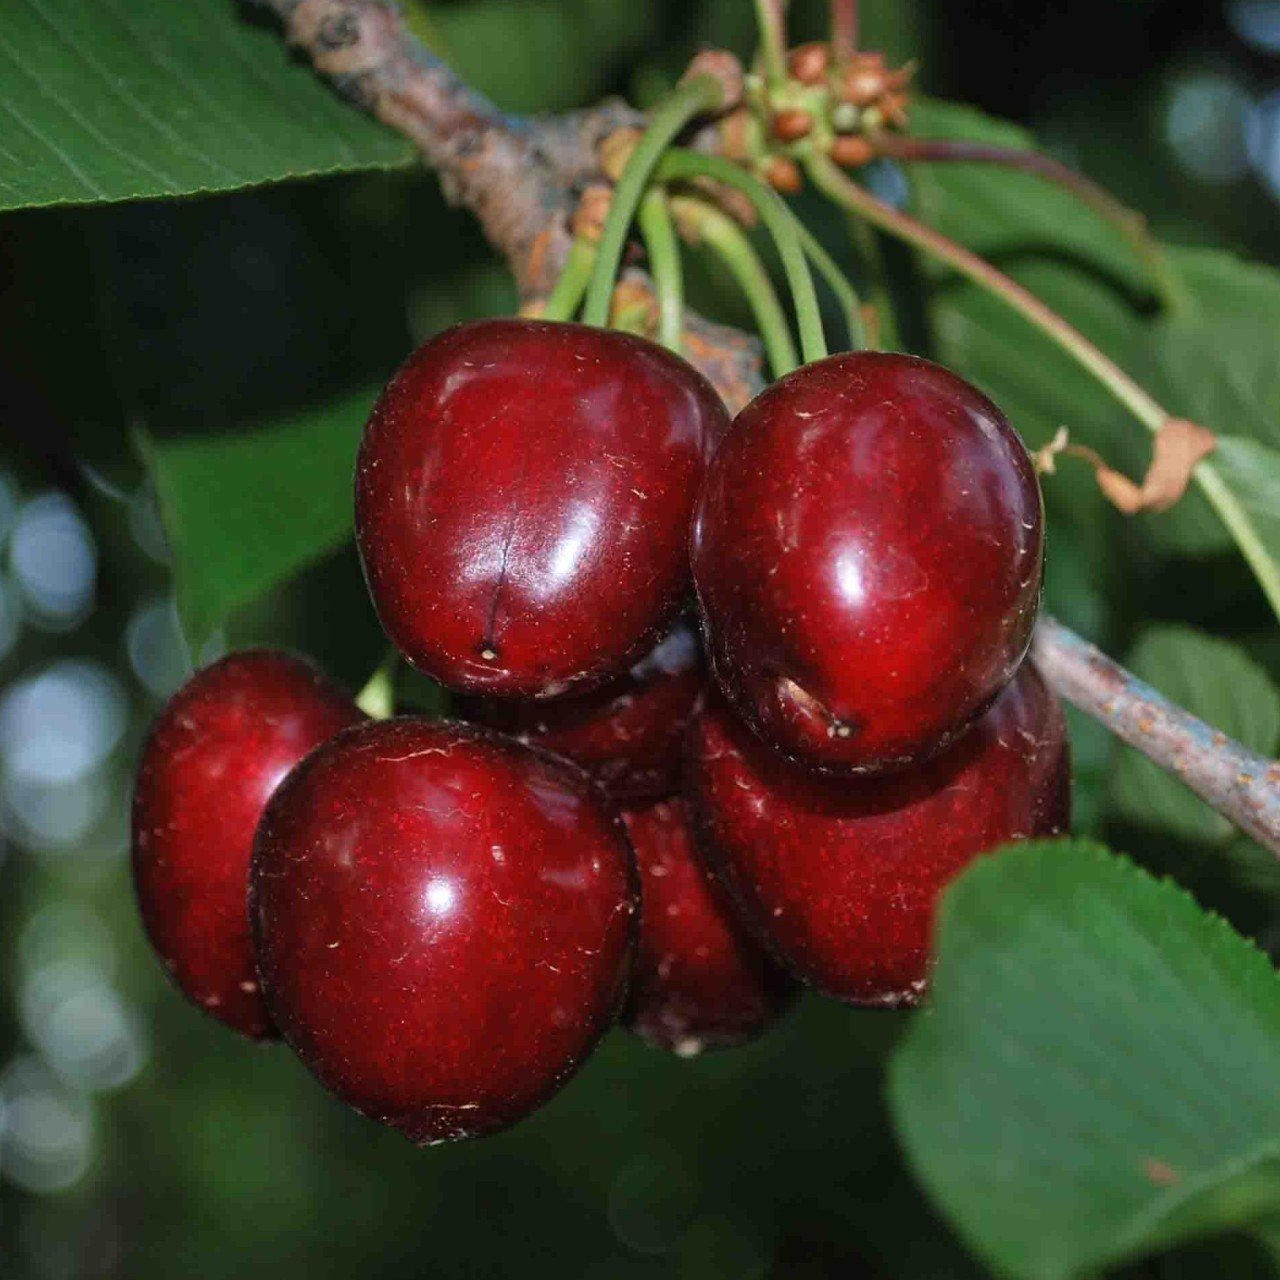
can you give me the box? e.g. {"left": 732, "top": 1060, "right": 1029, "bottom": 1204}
{"left": 1034, "top": 617, "right": 1280, "bottom": 852}
{"left": 247, "top": 0, "right": 1280, "bottom": 854}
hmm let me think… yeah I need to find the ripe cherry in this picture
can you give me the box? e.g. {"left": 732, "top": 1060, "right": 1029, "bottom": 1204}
{"left": 131, "top": 650, "right": 363, "bottom": 1038}
{"left": 685, "top": 665, "right": 1069, "bottom": 1007}
{"left": 356, "top": 318, "right": 729, "bottom": 700}
{"left": 459, "top": 620, "right": 705, "bottom": 803}
{"left": 250, "top": 717, "right": 637, "bottom": 1145}
{"left": 692, "top": 351, "right": 1043, "bottom": 774}
{"left": 621, "top": 798, "right": 795, "bottom": 1055}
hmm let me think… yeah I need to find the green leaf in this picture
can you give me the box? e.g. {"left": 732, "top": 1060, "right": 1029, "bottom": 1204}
{"left": 1155, "top": 248, "right": 1280, "bottom": 456}
{"left": 1210, "top": 436, "right": 1280, "bottom": 566}
{"left": 890, "top": 840, "right": 1280, "bottom": 1280}
{"left": 1145, "top": 250, "right": 1280, "bottom": 605}
{"left": 907, "top": 97, "right": 1155, "bottom": 298}
{"left": 142, "top": 383, "right": 377, "bottom": 652}
{"left": 1112, "top": 627, "right": 1280, "bottom": 845}
{"left": 0, "top": 0, "right": 412, "bottom": 213}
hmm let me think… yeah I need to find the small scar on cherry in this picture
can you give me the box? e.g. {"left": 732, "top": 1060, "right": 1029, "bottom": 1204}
{"left": 827, "top": 720, "right": 855, "bottom": 740}
{"left": 478, "top": 644, "right": 500, "bottom": 662}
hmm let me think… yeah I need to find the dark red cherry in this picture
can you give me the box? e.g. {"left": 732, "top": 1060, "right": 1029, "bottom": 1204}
{"left": 459, "top": 620, "right": 706, "bottom": 802}
{"left": 356, "top": 318, "right": 729, "bottom": 699}
{"left": 621, "top": 799, "right": 795, "bottom": 1055}
{"left": 692, "top": 351, "right": 1043, "bottom": 774}
{"left": 685, "top": 664, "right": 1069, "bottom": 1007}
{"left": 131, "top": 650, "right": 363, "bottom": 1038}
{"left": 250, "top": 717, "right": 637, "bottom": 1145}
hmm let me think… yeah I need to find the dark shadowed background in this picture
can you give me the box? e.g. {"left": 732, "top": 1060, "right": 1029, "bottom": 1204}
{"left": 1, "top": 1, "right": 1278, "bottom": 1276}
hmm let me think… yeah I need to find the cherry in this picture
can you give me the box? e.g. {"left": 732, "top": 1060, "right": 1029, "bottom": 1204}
{"left": 691, "top": 351, "right": 1043, "bottom": 774}
{"left": 356, "top": 318, "right": 729, "bottom": 700}
{"left": 684, "top": 664, "right": 1070, "bottom": 1007}
{"left": 621, "top": 798, "right": 795, "bottom": 1055}
{"left": 131, "top": 650, "right": 363, "bottom": 1038}
{"left": 459, "top": 620, "right": 706, "bottom": 803}
{"left": 250, "top": 717, "right": 637, "bottom": 1145}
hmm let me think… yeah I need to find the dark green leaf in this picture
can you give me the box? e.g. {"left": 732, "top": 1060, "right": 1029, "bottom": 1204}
{"left": 890, "top": 840, "right": 1280, "bottom": 1280}
{"left": 0, "top": 0, "right": 412, "bottom": 213}
{"left": 142, "top": 383, "right": 376, "bottom": 652}
{"left": 1144, "top": 250, "right": 1280, "bottom": 602}
{"left": 1112, "top": 626, "right": 1280, "bottom": 844}
{"left": 907, "top": 97, "right": 1155, "bottom": 298}
{"left": 1155, "top": 249, "right": 1280, "bottom": 456}
{"left": 1210, "top": 437, "right": 1280, "bottom": 569}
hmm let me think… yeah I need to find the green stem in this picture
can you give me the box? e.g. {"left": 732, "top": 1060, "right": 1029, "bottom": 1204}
{"left": 671, "top": 194, "right": 799, "bottom": 377}
{"left": 637, "top": 188, "right": 684, "bottom": 351}
{"left": 541, "top": 237, "right": 596, "bottom": 322}
{"left": 581, "top": 75, "right": 725, "bottom": 330}
{"left": 752, "top": 0, "right": 788, "bottom": 91}
{"left": 793, "top": 219, "right": 868, "bottom": 350}
{"left": 657, "top": 148, "right": 828, "bottom": 365}
{"left": 807, "top": 152, "right": 1280, "bottom": 620}
{"left": 847, "top": 216, "right": 900, "bottom": 349}
{"left": 356, "top": 653, "right": 398, "bottom": 720}
{"left": 878, "top": 135, "right": 1176, "bottom": 300}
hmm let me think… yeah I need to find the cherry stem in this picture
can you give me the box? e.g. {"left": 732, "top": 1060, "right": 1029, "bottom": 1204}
{"left": 1034, "top": 616, "right": 1280, "bottom": 853}
{"left": 356, "top": 653, "right": 398, "bottom": 720}
{"left": 670, "top": 194, "right": 799, "bottom": 377}
{"left": 846, "top": 215, "right": 900, "bottom": 348}
{"left": 658, "top": 149, "right": 828, "bottom": 366}
{"left": 831, "top": 0, "right": 858, "bottom": 63}
{"left": 806, "top": 153, "right": 1280, "bottom": 620}
{"left": 753, "top": 0, "right": 789, "bottom": 91}
{"left": 794, "top": 219, "right": 869, "bottom": 351}
{"left": 581, "top": 74, "right": 726, "bottom": 331}
{"left": 540, "top": 237, "right": 596, "bottom": 322}
{"left": 876, "top": 135, "right": 1176, "bottom": 301}
{"left": 637, "top": 188, "right": 685, "bottom": 352}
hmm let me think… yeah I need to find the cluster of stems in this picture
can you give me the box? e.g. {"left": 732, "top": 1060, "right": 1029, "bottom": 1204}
{"left": 543, "top": 73, "right": 862, "bottom": 376}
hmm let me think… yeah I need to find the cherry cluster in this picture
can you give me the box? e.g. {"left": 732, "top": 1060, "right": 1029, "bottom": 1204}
{"left": 132, "top": 317, "right": 1069, "bottom": 1146}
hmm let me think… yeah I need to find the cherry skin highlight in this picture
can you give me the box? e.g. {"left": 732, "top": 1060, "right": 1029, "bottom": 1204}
{"left": 621, "top": 798, "right": 795, "bottom": 1055}
{"left": 356, "top": 318, "right": 729, "bottom": 699}
{"left": 459, "top": 620, "right": 706, "bottom": 803}
{"left": 131, "top": 650, "right": 363, "bottom": 1038}
{"left": 250, "top": 717, "right": 638, "bottom": 1145}
{"left": 692, "top": 351, "right": 1043, "bottom": 774}
{"left": 685, "top": 665, "right": 1070, "bottom": 1007}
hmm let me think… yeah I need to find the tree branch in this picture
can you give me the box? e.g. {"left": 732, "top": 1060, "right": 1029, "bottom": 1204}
{"left": 249, "top": 0, "right": 1280, "bottom": 854}
{"left": 1034, "top": 618, "right": 1280, "bottom": 851}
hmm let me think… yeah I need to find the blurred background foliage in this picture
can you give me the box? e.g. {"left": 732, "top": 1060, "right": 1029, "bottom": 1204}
{"left": 1, "top": 0, "right": 1278, "bottom": 1275}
